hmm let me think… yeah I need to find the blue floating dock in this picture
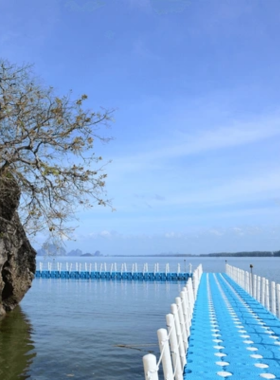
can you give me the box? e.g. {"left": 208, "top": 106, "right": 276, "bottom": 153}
{"left": 35, "top": 270, "right": 191, "bottom": 281}
{"left": 184, "top": 273, "right": 280, "bottom": 379}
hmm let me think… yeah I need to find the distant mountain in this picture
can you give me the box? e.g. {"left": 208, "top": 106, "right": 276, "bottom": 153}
{"left": 67, "top": 249, "right": 83, "bottom": 256}
{"left": 36, "top": 244, "right": 67, "bottom": 256}
{"left": 36, "top": 246, "right": 103, "bottom": 257}
{"left": 67, "top": 249, "right": 102, "bottom": 256}
{"left": 36, "top": 248, "right": 45, "bottom": 256}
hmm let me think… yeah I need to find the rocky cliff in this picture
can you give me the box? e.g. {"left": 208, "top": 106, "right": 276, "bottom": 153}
{"left": 0, "top": 175, "right": 36, "bottom": 315}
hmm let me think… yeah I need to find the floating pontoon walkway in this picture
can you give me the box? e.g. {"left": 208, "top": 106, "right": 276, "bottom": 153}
{"left": 143, "top": 265, "right": 280, "bottom": 380}
{"left": 185, "top": 272, "right": 280, "bottom": 379}
{"left": 35, "top": 270, "right": 191, "bottom": 281}
{"left": 35, "top": 262, "right": 192, "bottom": 281}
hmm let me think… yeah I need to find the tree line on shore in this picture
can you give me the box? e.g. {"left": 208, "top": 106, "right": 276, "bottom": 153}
{"left": 199, "top": 251, "right": 280, "bottom": 257}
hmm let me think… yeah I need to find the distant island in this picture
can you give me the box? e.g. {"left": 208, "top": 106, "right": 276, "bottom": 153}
{"left": 36, "top": 244, "right": 280, "bottom": 258}
{"left": 36, "top": 245, "right": 104, "bottom": 257}
{"left": 113, "top": 251, "right": 280, "bottom": 257}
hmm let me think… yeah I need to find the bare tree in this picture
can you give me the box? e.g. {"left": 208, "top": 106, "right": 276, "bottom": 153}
{"left": 0, "top": 59, "right": 114, "bottom": 241}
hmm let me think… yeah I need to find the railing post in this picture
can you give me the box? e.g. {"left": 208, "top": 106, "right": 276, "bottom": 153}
{"left": 182, "top": 286, "right": 191, "bottom": 328}
{"left": 239, "top": 269, "right": 241, "bottom": 287}
{"left": 177, "top": 263, "right": 180, "bottom": 275}
{"left": 192, "top": 272, "right": 197, "bottom": 299}
{"left": 253, "top": 274, "right": 257, "bottom": 299}
{"left": 143, "top": 354, "right": 159, "bottom": 380}
{"left": 180, "top": 290, "right": 190, "bottom": 339}
{"left": 249, "top": 264, "right": 253, "bottom": 296}
{"left": 157, "top": 329, "right": 174, "bottom": 380}
{"left": 265, "top": 279, "right": 270, "bottom": 310}
{"left": 166, "top": 314, "right": 183, "bottom": 380}
{"left": 171, "top": 304, "right": 186, "bottom": 368}
{"left": 257, "top": 276, "right": 261, "bottom": 302}
{"left": 186, "top": 279, "right": 194, "bottom": 317}
{"left": 246, "top": 271, "right": 250, "bottom": 293}
{"left": 271, "top": 281, "right": 276, "bottom": 315}
{"left": 276, "top": 284, "right": 280, "bottom": 319}
{"left": 176, "top": 297, "right": 188, "bottom": 351}
{"left": 261, "top": 277, "right": 265, "bottom": 306}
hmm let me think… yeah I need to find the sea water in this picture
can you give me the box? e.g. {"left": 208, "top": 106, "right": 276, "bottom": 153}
{"left": 0, "top": 257, "right": 279, "bottom": 380}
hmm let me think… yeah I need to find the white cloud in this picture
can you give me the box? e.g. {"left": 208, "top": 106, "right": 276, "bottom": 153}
{"left": 104, "top": 106, "right": 280, "bottom": 210}
{"left": 111, "top": 113, "right": 280, "bottom": 174}
{"left": 73, "top": 225, "right": 280, "bottom": 242}
{"left": 99, "top": 230, "right": 111, "bottom": 238}
{"left": 89, "top": 230, "right": 112, "bottom": 239}
{"left": 164, "top": 170, "right": 280, "bottom": 207}
{"left": 165, "top": 231, "right": 182, "bottom": 238}
{"left": 209, "top": 229, "right": 224, "bottom": 236}
{"left": 232, "top": 227, "right": 244, "bottom": 236}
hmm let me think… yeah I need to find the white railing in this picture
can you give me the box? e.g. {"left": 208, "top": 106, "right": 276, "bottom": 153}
{"left": 142, "top": 264, "right": 203, "bottom": 380}
{"left": 38, "top": 262, "right": 190, "bottom": 274}
{"left": 225, "top": 263, "right": 280, "bottom": 319}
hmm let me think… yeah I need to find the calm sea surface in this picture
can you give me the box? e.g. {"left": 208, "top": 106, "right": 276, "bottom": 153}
{"left": 0, "top": 257, "right": 279, "bottom": 380}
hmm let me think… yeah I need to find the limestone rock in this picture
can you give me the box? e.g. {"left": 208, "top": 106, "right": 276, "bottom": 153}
{"left": 0, "top": 175, "right": 36, "bottom": 315}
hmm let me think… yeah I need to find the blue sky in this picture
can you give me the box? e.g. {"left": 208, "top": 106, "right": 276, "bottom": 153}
{"left": 1, "top": 0, "right": 280, "bottom": 255}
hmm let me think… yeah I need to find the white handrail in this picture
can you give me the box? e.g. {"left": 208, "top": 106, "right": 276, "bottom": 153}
{"left": 142, "top": 264, "right": 203, "bottom": 380}
{"left": 225, "top": 263, "right": 280, "bottom": 317}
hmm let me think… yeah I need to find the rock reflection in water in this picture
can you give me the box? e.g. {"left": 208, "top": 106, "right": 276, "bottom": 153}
{"left": 0, "top": 306, "right": 35, "bottom": 379}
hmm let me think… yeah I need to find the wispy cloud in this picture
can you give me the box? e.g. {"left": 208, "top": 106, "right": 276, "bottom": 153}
{"left": 209, "top": 229, "right": 224, "bottom": 236}
{"left": 164, "top": 170, "right": 280, "bottom": 207}
{"left": 88, "top": 230, "right": 121, "bottom": 239}
{"left": 134, "top": 193, "right": 165, "bottom": 201}
{"left": 104, "top": 108, "right": 280, "bottom": 216}
{"left": 111, "top": 112, "right": 280, "bottom": 172}
{"left": 78, "top": 225, "right": 280, "bottom": 242}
